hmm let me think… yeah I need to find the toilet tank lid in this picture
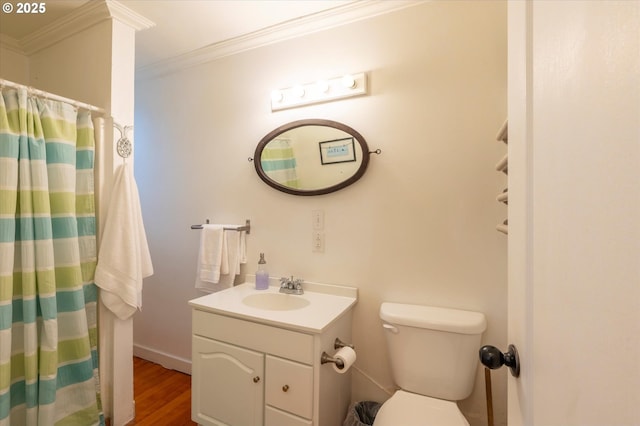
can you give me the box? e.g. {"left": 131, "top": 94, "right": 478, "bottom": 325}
{"left": 380, "top": 303, "right": 487, "bottom": 334}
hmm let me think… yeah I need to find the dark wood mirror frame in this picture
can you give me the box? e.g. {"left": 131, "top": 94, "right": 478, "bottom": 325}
{"left": 254, "top": 119, "right": 371, "bottom": 196}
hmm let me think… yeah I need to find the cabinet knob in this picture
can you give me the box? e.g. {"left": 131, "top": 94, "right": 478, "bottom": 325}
{"left": 253, "top": 376, "right": 261, "bottom": 383}
{"left": 282, "top": 384, "right": 289, "bottom": 392}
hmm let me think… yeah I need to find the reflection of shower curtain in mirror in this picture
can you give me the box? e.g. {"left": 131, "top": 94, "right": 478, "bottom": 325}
{"left": 260, "top": 138, "right": 300, "bottom": 188}
{"left": 0, "top": 88, "right": 103, "bottom": 425}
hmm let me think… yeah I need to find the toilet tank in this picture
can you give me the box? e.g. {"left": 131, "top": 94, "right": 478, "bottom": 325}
{"left": 379, "top": 302, "right": 486, "bottom": 401}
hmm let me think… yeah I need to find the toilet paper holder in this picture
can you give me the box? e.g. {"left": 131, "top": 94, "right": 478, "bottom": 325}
{"left": 334, "top": 337, "right": 354, "bottom": 350}
{"left": 320, "top": 338, "right": 355, "bottom": 369}
{"left": 321, "top": 352, "right": 345, "bottom": 369}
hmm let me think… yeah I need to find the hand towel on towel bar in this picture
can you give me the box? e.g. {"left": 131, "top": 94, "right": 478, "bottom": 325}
{"left": 196, "top": 224, "right": 227, "bottom": 285}
{"left": 195, "top": 227, "right": 247, "bottom": 293}
{"left": 216, "top": 229, "right": 246, "bottom": 290}
{"left": 95, "top": 163, "right": 154, "bottom": 320}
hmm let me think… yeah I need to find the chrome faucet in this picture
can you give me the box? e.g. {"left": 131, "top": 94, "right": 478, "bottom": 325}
{"left": 279, "top": 276, "right": 304, "bottom": 295}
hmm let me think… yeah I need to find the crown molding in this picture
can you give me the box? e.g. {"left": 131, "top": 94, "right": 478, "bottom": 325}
{"left": 0, "top": 34, "right": 23, "bottom": 54}
{"left": 19, "top": 0, "right": 153, "bottom": 55}
{"left": 136, "top": 0, "right": 423, "bottom": 81}
{"left": 106, "top": 0, "right": 156, "bottom": 32}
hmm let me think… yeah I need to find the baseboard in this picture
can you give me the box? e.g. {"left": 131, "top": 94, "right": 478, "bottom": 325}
{"left": 133, "top": 344, "right": 192, "bottom": 375}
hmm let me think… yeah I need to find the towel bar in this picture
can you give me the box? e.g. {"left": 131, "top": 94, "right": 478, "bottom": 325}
{"left": 191, "top": 219, "right": 251, "bottom": 234}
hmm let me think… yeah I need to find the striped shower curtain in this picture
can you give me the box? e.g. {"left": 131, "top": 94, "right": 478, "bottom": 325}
{"left": 260, "top": 137, "right": 300, "bottom": 188}
{"left": 0, "top": 88, "right": 103, "bottom": 425}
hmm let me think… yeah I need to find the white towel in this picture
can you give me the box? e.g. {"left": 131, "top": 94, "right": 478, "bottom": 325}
{"left": 197, "top": 224, "right": 226, "bottom": 283}
{"left": 95, "top": 163, "right": 153, "bottom": 320}
{"left": 219, "top": 230, "right": 247, "bottom": 285}
{"left": 238, "top": 230, "right": 247, "bottom": 264}
{"left": 196, "top": 228, "right": 247, "bottom": 293}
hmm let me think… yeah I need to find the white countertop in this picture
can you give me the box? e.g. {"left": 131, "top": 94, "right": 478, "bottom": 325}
{"left": 188, "top": 281, "right": 358, "bottom": 334}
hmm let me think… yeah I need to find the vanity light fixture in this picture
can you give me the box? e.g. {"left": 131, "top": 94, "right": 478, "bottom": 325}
{"left": 270, "top": 72, "right": 368, "bottom": 112}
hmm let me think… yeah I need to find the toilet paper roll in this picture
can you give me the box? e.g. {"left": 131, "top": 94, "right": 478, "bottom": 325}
{"left": 333, "top": 346, "right": 356, "bottom": 374}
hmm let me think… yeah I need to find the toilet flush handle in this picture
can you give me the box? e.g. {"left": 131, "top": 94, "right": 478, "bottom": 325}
{"left": 382, "top": 323, "right": 399, "bottom": 334}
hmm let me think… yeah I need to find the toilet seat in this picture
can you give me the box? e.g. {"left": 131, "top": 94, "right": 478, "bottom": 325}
{"left": 372, "top": 390, "right": 469, "bottom": 426}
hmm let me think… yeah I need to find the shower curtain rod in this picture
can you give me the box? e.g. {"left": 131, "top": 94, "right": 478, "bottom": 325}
{"left": 0, "top": 78, "right": 106, "bottom": 114}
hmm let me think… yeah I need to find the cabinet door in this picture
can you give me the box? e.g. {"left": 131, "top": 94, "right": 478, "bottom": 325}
{"left": 192, "top": 336, "right": 264, "bottom": 426}
{"left": 265, "top": 406, "right": 313, "bottom": 426}
{"left": 265, "top": 355, "right": 313, "bottom": 419}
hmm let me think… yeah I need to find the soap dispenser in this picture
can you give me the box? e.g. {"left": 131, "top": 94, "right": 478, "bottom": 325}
{"left": 255, "top": 253, "right": 269, "bottom": 290}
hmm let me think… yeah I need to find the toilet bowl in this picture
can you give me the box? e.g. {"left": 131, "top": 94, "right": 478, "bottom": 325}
{"left": 373, "top": 391, "right": 468, "bottom": 426}
{"left": 373, "top": 302, "right": 486, "bottom": 426}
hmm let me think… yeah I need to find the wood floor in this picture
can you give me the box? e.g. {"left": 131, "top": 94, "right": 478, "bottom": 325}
{"left": 127, "top": 357, "right": 197, "bottom": 426}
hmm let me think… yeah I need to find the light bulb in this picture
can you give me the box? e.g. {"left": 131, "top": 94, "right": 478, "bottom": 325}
{"left": 270, "top": 90, "right": 283, "bottom": 103}
{"left": 316, "top": 80, "right": 330, "bottom": 93}
{"left": 292, "top": 85, "right": 305, "bottom": 98}
{"left": 342, "top": 74, "right": 356, "bottom": 89}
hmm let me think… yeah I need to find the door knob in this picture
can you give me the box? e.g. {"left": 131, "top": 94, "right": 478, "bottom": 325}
{"left": 479, "top": 344, "right": 520, "bottom": 377}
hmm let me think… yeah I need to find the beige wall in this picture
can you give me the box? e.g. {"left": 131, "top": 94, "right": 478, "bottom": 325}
{"left": 27, "top": 20, "right": 113, "bottom": 109}
{"left": 0, "top": 46, "right": 29, "bottom": 83}
{"left": 134, "top": 2, "right": 507, "bottom": 425}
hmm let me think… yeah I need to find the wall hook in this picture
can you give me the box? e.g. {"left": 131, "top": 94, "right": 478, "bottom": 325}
{"left": 114, "top": 122, "right": 133, "bottom": 160}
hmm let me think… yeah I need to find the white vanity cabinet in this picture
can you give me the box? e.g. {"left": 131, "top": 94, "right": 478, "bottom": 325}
{"left": 192, "top": 336, "right": 265, "bottom": 425}
{"left": 191, "top": 298, "right": 354, "bottom": 426}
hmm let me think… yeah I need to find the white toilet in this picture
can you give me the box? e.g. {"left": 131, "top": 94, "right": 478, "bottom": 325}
{"left": 373, "top": 302, "right": 487, "bottom": 426}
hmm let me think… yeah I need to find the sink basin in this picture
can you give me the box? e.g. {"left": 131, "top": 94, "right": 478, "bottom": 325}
{"left": 190, "top": 282, "right": 357, "bottom": 333}
{"left": 242, "top": 292, "right": 310, "bottom": 311}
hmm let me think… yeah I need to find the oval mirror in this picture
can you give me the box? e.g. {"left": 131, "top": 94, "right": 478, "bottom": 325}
{"left": 254, "top": 119, "right": 370, "bottom": 196}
